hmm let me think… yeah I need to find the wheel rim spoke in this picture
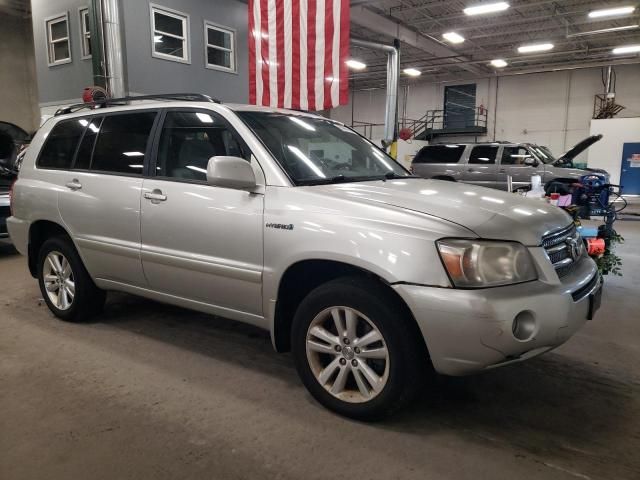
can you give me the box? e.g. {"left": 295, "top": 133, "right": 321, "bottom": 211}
{"left": 359, "top": 347, "right": 387, "bottom": 359}
{"left": 354, "top": 329, "right": 382, "bottom": 348}
{"left": 64, "top": 279, "right": 75, "bottom": 297}
{"left": 356, "top": 359, "right": 384, "bottom": 393}
{"left": 307, "top": 340, "right": 336, "bottom": 355}
{"left": 344, "top": 309, "right": 357, "bottom": 340}
{"left": 330, "top": 365, "right": 349, "bottom": 394}
{"left": 318, "top": 357, "right": 341, "bottom": 385}
{"left": 330, "top": 308, "right": 345, "bottom": 337}
{"left": 352, "top": 368, "right": 371, "bottom": 399}
{"left": 309, "top": 325, "right": 339, "bottom": 347}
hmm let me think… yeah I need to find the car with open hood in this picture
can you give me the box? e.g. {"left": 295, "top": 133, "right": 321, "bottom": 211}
{"left": 411, "top": 135, "right": 607, "bottom": 191}
{"left": 7, "top": 95, "right": 601, "bottom": 419}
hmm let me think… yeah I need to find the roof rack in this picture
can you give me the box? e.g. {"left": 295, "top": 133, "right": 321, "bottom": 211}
{"left": 54, "top": 93, "right": 221, "bottom": 117}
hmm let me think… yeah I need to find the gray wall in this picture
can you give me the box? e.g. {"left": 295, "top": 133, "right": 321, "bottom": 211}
{"left": 0, "top": 12, "right": 40, "bottom": 131}
{"left": 122, "top": 0, "right": 249, "bottom": 103}
{"left": 31, "top": 0, "right": 94, "bottom": 105}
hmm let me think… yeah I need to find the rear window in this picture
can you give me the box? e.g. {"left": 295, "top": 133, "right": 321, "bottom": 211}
{"left": 412, "top": 145, "right": 465, "bottom": 164}
{"left": 91, "top": 112, "right": 157, "bottom": 175}
{"left": 468, "top": 145, "right": 498, "bottom": 164}
{"left": 37, "top": 119, "right": 85, "bottom": 169}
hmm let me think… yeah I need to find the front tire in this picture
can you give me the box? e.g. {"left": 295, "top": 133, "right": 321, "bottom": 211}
{"left": 37, "top": 236, "right": 105, "bottom": 322}
{"left": 292, "top": 276, "right": 426, "bottom": 420}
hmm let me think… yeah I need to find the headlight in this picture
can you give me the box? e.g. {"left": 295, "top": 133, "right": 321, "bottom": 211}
{"left": 436, "top": 239, "right": 538, "bottom": 288}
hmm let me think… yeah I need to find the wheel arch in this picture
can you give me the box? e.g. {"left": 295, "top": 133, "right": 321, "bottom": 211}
{"left": 272, "top": 259, "right": 426, "bottom": 356}
{"left": 27, "top": 220, "right": 73, "bottom": 277}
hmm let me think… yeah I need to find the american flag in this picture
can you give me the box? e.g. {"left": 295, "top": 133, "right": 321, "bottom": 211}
{"left": 249, "top": 0, "right": 350, "bottom": 111}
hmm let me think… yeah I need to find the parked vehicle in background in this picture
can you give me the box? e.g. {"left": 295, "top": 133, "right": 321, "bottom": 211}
{"left": 411, "top": 135, "right": 607, "bottom": 190}
{"left": 7, "top": 95, "right": 601, "bottom": 419}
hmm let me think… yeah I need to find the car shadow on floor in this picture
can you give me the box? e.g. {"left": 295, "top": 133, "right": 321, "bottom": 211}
{"left": 97, "top": 292, "right": 636, "bottom": 472}
{"left": 0, "top": 241, "right": 18, "bottom": 256}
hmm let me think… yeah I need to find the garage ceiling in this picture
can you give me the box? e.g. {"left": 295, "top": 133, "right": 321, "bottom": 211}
{"left": 349, "top": 0, "right": 640, "bottom": 88}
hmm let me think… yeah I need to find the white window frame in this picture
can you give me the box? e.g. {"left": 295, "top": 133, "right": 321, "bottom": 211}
{"left": 149, "top": 3, "right": 190, "bottom": 64}
{"left": 204, "top": 21, "right": 237, "bottom": 74}
{"left": 45, "top": 12, "right": 72, "bottom": 67}
{"left": 78, "top": 7, "right": 91, "bottom": 60}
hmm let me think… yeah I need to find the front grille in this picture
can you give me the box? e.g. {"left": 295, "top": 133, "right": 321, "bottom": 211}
{"left": 541, "top": 223, "right": 584, "bottom": 278}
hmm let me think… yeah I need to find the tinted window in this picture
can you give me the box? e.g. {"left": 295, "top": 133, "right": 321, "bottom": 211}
{"left": 469, "top": 145, "right": 498, "bottom": 165}
{"left": 91, "top": 112, "right": 157, "bottom": 175}
{"left": 412, "top": 145, "right": 465, "bottom": 164}
{"left": 74, "top": 116, "right": 102, "bottom": 170}
{"left": 156, "top": 111, "right": 249, "bottom": 182}
{"left": 37, "top": 119, "right": 85, "bottom": 169}
{"left": 501, "top": 146, "right": 534, "bottom": 166}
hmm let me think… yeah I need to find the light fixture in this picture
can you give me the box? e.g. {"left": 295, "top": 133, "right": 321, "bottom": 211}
{"left": 153, "top": 35, "right": 163, "bottom": 43}
{"left": 588, "top": 6, "right": 635, "bottom": 18}
{"left": 443, "top": 31, "right": 465, "bottom": 44}
{"left": 464, "top": 2, "right": 510, "bottom": 15}
{"left": 518, "top": 43, "right": 554, "bottom": 53}
{"left": 612, "top": 44, "right": 640, "bottom": 54}
{"left": 345, "top": 59, "right": 366, "bottom": 70}
{"left": 123, "top": 151, "right": 145, "bottom": 157}
{"left": 196, "top": 113, "right": 214, "bottom": 123}
{"left": 567, "top": 24, "right": 639, "bottom": 38}
{"left": 490, "top": 59, "right": 508, "bottom": 68}
{"left": 403, "top": 68, "right": 421, "bottom": 76}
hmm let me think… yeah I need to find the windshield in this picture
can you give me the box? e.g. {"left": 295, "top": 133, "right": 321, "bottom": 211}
{"left": 236, "top": 111, "right": 412, "bottom": 185}
{"left": 528, "top": 145, "right": 557, "bottom": 164}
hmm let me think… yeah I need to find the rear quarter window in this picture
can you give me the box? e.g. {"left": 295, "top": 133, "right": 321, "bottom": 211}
{"left": 412, "top": 145, "right": 465, "bottom": 164}
{"left": 37, "top": 119, "right": 85, "bottom": 169}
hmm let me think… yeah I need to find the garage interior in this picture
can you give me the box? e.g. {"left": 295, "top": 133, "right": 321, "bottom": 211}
{"left": 1, "top": 0, "right": 640, "bottom": 479}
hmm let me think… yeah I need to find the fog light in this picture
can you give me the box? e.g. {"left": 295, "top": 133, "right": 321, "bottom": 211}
{"left": 512, "top": 311, "right": 536, "bottom": 341}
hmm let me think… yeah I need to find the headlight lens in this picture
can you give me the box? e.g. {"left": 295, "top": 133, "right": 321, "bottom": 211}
{"left": 437, "top": 239, "right": 538, "bottom": 288}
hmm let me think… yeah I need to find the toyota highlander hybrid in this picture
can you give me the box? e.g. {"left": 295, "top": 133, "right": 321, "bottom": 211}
{"left": 7, "top": 97, "right": 602, "bottom": 419}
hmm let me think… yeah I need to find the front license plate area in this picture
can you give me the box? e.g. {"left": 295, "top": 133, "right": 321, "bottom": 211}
{"left": 588, "top": 284, "right": 602, "bottom": 320}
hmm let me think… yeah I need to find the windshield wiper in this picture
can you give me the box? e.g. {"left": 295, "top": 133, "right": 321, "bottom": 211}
{"left": 382, "top": 171, "right": 419, "bottom": 180}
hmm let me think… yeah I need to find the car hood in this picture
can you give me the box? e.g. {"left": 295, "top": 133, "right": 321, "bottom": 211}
{"left": 311, "top": 179, "right": 572, "bottom": 245}
{"left": 555, "top": 134, "right": 602, "bottom": 163}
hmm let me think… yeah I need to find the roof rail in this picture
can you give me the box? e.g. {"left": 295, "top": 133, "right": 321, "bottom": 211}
{"left": 54, "top": 93, "right": 221, "bottom": 116}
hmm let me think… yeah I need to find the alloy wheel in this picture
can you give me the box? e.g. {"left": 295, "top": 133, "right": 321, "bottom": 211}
{"left": 306, "top": 306, "right": 389, "bottom": 403}
{"left": 42, "top": 251, "right": 75, "bottom": 311}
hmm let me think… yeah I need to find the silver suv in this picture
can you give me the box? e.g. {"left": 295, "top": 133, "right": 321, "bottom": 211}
{"left": 411, "top": 137, "right": 606, "bottom": 190}
{"left": 8, "top": 96, "right": 601, "bottom": 419}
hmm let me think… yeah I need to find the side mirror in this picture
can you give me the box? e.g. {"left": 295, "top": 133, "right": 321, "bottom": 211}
{"left": 524, "top": 157, "right": 537, "bottom": 166}
{"left": 206, "top": 156, "right": 257, "bottom": 190}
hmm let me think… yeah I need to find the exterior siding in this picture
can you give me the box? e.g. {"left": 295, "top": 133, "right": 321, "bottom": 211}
{"left": 31, "top": 0, "right": 249, "bottom": 108}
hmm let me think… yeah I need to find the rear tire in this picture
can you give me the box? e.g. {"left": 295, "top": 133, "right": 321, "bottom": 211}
{"left": 37, "top": 236, "right": 105, "bottom": 322}
{"left": 291, "top": 276, "right": 426, "bottom": 420}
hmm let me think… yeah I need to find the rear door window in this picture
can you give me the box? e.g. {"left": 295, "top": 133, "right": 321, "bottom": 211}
{"left": 37, "top": 119, "right": 85, "bottom": 169}
{"left": 91, "top": 112, "right": 157, "bottom": 175}
{"left": 468, "top": 145, "right": 498, "bottom": 164}
{"left": 73, "top": 116, "right": 103, "bottom": 170}
{"left": 412, "top": 145, "right": 465, "bottom": 164}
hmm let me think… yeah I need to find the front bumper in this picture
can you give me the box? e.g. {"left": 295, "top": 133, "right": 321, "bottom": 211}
{"left": 394, "top": 255, "right": 600, "bottom": 376}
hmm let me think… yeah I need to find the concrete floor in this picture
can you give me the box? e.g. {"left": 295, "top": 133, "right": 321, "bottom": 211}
{"left": 1, "top": 221, "right": 639, "bottom": 480}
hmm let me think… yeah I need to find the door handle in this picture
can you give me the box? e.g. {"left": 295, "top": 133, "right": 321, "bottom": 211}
{"left": 467, "top": 168, "right": 478, "bottom": 173}
{"left": 144, "top": 191, "right": 167, "bottom": 202}
{"left": 498, "top": 169, "right": 506, "bottom": 173}
{"left": 65, "top": 179, "right": 82, "bottom": 190}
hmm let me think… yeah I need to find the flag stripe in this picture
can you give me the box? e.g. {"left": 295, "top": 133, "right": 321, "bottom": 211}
{"left": 249, "top": 0, "right": 349, "bottom": 111}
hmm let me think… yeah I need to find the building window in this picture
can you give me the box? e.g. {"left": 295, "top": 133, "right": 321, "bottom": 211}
{"left": 150, "top": 4, "right": 190, "bottom": 64}
{"left": 443, "top": 84, "right": 476, "bottom": 129}
{"left": 79, "top": 7, "right": 91, "bottom": 59}
{"left": 45, "top": 13, "right": 72, "bottom": 66}
{"left": 204, "top": 22, "right": 236, "bottom": 73}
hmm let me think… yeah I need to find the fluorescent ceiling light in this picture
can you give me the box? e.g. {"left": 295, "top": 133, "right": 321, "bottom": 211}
{"left": 490, "top": 59, "right": 508, "bottom": 68}
{"left": 612, "top": 44, "right": 640, "bottom": 54}
{"left": 443, "top": 31, "right": 465, "bottom": 44}
{"left": 153, "top": 35, "right": 163, "bottom": 43}
{"left": 588, "top": 6, "right": 635, "bottom": 18}
{"left": 403, "top": 68, "right": 421, "bottom": 76}
{"left": 464, "top": 2, "right": 509, "bottom": 15}
{"left": 518, "top": 43, "right": 554, "bottom": 53}
{"left": 123, "top": 151, "right": 145, "bottom": 157}
{"left": 345, "top": 59, "right": 366, "bottom": 70}
{"left": 568, "top": 24, "right": 639, "bottom": 37}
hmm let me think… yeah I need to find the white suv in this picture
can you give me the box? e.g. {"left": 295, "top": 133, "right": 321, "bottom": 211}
{"left": 7, "top": 95, "right": 601, "bottom": 419}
